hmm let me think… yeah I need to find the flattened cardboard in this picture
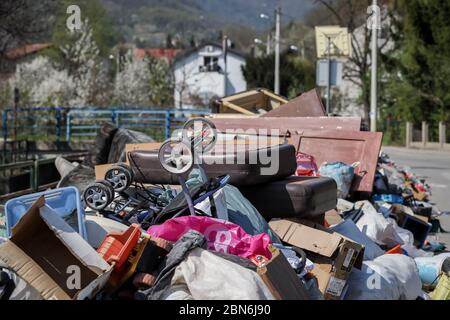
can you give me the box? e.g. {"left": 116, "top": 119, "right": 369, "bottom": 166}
{"left": 0, "top": 196, "right": 112, "bottom": 300}
{"left": 269, "top": 220, "right": 341, "bottom": 257}
{"left": 269, "top": 219, "right": 364, "bottom": 300}
{"left": 325, "top": 210, "right": 344, "bottom": 226}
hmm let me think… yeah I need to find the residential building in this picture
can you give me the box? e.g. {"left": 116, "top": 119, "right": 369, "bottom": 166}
{"left": 173, "top": 42, "right": 247, "bottom": 108}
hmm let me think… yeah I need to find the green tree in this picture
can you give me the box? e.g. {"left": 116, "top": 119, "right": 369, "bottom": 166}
{"left": 242, "top": 51, "right": 315, "bottom": 98}
{"left": 381, "top": 0, "right": 450, "bottom": 124}
{"left": 45, "top": 0, "right": 117, "bottom": 61}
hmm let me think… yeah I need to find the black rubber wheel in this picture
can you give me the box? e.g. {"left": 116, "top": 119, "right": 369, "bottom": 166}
{"left": 83, "top": 182, "right": 113, "bottom": 211}
{"left": 105, "top": 165, "right": 132, "bottom": 192}
{"left": 115, "top": 163, "right": 134, "bottom": 182}
{"left": 96, "top": 180, "right": 115, "bottom": 201}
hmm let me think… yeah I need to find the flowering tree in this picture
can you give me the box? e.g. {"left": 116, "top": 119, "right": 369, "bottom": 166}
{"left": 60, "top": 18, "right": 110, "bottom": 107}
{"left": 114, "top": 55, "right": 174, "bottom": 107}
{"left": 114, "top": 53, "right": 150, "bottom": 106}
{"left": 12, "top": 56, "right": 74, "bottom": 106}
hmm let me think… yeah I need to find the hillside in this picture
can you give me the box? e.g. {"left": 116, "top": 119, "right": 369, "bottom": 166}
{"left": 100, "top": 0, "right": 317, "bottom": 49}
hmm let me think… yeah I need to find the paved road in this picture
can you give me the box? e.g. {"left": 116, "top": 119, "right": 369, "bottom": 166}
{"left": 382, "top": 147, "right": 450, "bottom": 247}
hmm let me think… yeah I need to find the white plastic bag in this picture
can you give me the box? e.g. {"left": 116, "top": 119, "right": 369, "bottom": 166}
{"left": 167, "top": 248, "right": 275, "bottom": 300}
{"left": 354, "top": 201, "right": 404, "bottom": 247}
{"left": 345, "top": 254, "right": 423, "bottom": 300}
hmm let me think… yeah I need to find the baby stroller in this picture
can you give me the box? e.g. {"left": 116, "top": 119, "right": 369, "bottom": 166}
{"left": 82, "top": 118, "right": 227, "bottom": 228}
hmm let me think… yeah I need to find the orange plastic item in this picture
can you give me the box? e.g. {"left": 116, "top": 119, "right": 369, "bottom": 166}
{"left": 97, "top": 224, "right": 141, "bottom": 271}
{"left": 386, "top": 244, "right": 403, "bottom": 255}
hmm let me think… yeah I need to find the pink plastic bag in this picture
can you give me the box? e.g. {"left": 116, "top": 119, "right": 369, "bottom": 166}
{"left": 147, "top": 216, "right": 272, "bottom": 259}
{"left": 295, "top": 152, "right": 318, "bottom": 177}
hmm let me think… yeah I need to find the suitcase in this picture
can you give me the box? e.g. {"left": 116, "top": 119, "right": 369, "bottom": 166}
{"left": 127, "top": 144, "right": 297, "bottom": 186}
{"left": 239, "top": 176, "right": 337, "bottom": 220}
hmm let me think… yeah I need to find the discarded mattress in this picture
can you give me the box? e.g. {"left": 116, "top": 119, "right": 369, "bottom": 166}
{"left": 128, "top": 144, "right": 297, "bottom": 186}
{"left": 239, "top": 176, "right": 338, "bottom": 220}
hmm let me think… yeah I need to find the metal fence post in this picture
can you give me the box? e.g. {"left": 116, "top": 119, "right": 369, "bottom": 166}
{"left": 2, "top": 110, "right": 8, "bottom": 143}
{"left": 33, "top": 158, "right": 39, "bottom": 191}
{"left": 66, "top": 112, "right": 72, "bottom": 142}
{"left": 112, "top": 110, "right": 118, "bottom": 126}
{"left": 439, "top": 121, "right": 446, "bottom": 149}
{"left": 405, "top": 122, "right": 412, "bottom": 148}
{"left": 165, "top": 110, "right": 171, "bottom": 140}
{"left": 421, "top": 121, "right": 428, "bottom": 149}
{"left": 55, "top": 107, "right": 62, "bottom": 142}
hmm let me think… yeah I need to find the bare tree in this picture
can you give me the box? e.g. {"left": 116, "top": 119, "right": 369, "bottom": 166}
{"left": 312, "top": 0, "right": 394, "bottom": 121}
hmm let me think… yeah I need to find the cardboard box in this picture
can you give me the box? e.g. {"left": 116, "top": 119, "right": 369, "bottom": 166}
{"left": 0, "top": 196, "right": 112, "bottom": 300}
{"left": 257, "top": 246, "right": 309, "bottom": 300}
{"left": 269, "top": 219, "right": 364, "bottom": 300}
{"left": 325, "top": 210, "right": 344, "bottom": 226}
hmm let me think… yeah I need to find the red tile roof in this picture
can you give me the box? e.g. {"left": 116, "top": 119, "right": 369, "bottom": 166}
{"left": 5, "top": 43, "right": 52, "bottom": 60}
{"left": 133, "top": 48, "right": 183, "bottom": 61}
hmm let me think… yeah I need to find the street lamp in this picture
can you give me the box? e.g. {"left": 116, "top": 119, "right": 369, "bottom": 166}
{"left": 254, "top": 38, "right": 264, "bottom": 45}
{"left": 259, "top": 13, "right": 272, "bottom": 55}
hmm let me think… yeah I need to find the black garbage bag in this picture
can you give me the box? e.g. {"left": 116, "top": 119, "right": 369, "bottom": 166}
{"left": 94, "top": 122, "right": 119, "bottom": 165}
{"left": 107, "top": 128, "right": 155, "bottom": 164}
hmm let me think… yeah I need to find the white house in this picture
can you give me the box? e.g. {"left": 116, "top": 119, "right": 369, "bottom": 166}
{"left": 173, "top": 42, "right": 247, "bottom": 108}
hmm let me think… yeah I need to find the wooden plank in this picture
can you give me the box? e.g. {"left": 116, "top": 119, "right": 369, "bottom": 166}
{"left": 222, "top": 101, "right": 256, "bottom": 115}
{"left": 211, "top": 117, "right": 362, "bottom": 134}
{"left": 291, "top": 130, "right": 383, "bottom": 193}
{"left": 262, "top": 88, "right": 326, "bottom": 117}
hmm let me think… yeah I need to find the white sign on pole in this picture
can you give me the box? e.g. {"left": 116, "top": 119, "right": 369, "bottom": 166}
{"left": 315, "top": 26, "right": 352, "bottom": 58}
{"left": 316, "top": 59, "right": 343, "bottom": 87}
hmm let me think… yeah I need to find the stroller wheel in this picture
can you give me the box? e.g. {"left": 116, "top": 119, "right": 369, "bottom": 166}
{"left": 105, "top": 164, "right": 132, "bottom": 192}
{"left": 96, "top": 179, "right": 115, "bottom": 201}
{"left": 182, "top": 118, "right": 217, "bottom": 153}
{"left": 115, "top": 163, "right": 134, "bottom": 183}
{"left": 158, "top": 139, "right": 194, "bottom": 175}
{"left": 83, "top": 182, "right": 113, "bottom": 211}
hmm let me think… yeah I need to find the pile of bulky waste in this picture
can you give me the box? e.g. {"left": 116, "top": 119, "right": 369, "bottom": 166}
{"left": 0, "top": 89, "right": 449, "bottom": 301}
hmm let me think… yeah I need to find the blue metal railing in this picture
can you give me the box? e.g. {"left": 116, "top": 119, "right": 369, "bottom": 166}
{"left": 0, "top": 107, "right": 210, "bottom": 143}
{"left": 2, "top": 106, "right": 70, "bottom": 143}
{"left": 66, "top": 108, "right": 210, "bottom": 141}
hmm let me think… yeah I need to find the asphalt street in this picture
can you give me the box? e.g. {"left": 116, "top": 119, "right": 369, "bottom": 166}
{"left": 382, "top": 147, "right": 450, "bottom": 247}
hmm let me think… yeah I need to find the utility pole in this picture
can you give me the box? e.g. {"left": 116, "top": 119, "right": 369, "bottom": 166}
{"left": 266, "top": 33, "right": 271, "bottom": 55}
{"left": 370, "top": 0, "right": 378, "bottom": 132}
{"left": 274, "top": 7, "right": 281, "bottom": 95}
{"left": 222, "top": 35, "right": 228, "bottom": 97}
{"left": 326, "top": 37, "right": 332, "bottom": 114}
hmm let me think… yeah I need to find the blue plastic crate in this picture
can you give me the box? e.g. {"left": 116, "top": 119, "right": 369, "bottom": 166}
{"left": 5, "top": 187, "right": 87, "bottom": 240}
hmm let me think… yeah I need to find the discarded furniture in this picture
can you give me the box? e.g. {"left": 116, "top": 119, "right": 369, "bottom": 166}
{"left": 261, "top": 88, "right": 326, "bottom": 118}
{"left": 291, "top": 130, "right": 383, "bottom": 193}
{"left": 214, "top": 88, "right": 288, "bottom": 115}
{"left": 210, "top": 117, "right": 362, "bottom": 135}
{"left": 239, "top": 176, "right": 337, "bottom": 220}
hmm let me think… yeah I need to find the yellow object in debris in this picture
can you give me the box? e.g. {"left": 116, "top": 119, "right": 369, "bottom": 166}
{"left": 431, "top": 273, "right": 450, "bottom": 300}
